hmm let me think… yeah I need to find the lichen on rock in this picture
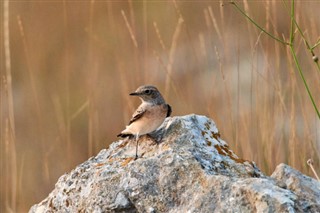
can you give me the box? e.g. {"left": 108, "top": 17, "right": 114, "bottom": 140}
{"left": 29, "top": 114, "right": 320, "bottom": 213}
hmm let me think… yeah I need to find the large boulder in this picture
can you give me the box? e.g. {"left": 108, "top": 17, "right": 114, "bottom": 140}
{"left": 29, "top": 114, "right": 320, "bottom": 213}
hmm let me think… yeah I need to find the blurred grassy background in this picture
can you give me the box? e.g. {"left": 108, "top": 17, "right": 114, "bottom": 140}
{"left": 1, "top": 0, "right": 319, "bottom": 212}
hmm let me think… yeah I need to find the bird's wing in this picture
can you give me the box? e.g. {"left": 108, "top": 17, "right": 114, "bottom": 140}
{"left": 166, "top": 104, "right": 172, "bottom": 117}
{"left": 128, "top": 106, "right": 146, "bottom": 125}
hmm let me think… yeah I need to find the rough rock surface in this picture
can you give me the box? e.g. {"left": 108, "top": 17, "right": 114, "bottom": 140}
{"left": 29, "top": 114, "right": 320, "bottom": 213}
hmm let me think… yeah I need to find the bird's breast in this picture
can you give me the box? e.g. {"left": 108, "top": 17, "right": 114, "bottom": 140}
{"left": 125, "top": 104, "right": 167, "bottom": 135}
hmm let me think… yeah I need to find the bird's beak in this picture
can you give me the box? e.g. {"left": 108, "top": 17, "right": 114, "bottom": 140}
{"left": 129, "top": 92, "right": 139, "bottom": 96}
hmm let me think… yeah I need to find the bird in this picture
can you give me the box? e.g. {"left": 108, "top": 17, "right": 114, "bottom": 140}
{"left": 117, "top": 85, "right": 172, "bottom": 159}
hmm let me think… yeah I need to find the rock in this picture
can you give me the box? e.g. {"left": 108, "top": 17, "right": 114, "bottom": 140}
{"left": 29, "top": 114, "right": 320, "bottom": 213}
{"left": 271, "top": 163, "right": 320, "bottom": 212}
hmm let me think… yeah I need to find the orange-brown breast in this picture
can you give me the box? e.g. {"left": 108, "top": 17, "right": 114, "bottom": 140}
{"left": 122, "top": 104, "right": 167, "bottom": 136}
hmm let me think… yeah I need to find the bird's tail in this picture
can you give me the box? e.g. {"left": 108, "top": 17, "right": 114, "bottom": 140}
{"left": 117, "top": 133, "right": 134, "bottom": 139}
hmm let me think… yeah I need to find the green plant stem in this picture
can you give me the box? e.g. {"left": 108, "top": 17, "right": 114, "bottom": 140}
{"left": 311, "top": 40, "right": 320, "bottom": 50}
{"left": 288, "top": 0, "right": 319, "bottom": 119}
{"left": 229, "top": 1, "right": 289, "bottom": 45}
{"left": 290, "top": 46, "right": 320, "bottom": 119}
{"left": 283, "top": 0, "right": 320, "bottom": 73}
{"left": 289, "top": 0, "right": 295, "bottom": 44}
{"left": 231, "top": 0, "right": 319, "bottom": 119}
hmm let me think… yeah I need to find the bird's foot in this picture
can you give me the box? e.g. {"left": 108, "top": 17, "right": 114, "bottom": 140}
{"left": 134, "top": 154, "right": 139, "bottom": 160}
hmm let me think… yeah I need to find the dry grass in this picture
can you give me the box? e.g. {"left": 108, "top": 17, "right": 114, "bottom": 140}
{"left": 1, "top": 1, "right": 319, "bottom": 212}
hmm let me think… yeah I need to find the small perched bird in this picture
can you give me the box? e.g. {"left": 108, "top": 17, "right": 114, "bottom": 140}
{"left": 117, "top": 85, "right": 172, "bottom": 159}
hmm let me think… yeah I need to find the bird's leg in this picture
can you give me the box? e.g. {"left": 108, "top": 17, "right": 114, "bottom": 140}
{"left": 134, "top": 134, "right": 139, "bottom": 160}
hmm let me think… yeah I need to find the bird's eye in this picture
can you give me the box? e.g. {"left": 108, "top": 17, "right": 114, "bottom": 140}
{"left": 145, "top": 90, "right": 151, "bottom": 94}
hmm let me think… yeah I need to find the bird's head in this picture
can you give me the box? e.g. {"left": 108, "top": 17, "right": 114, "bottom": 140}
{"left": 130, "top": 85, "right": 165, "bottom": 104}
